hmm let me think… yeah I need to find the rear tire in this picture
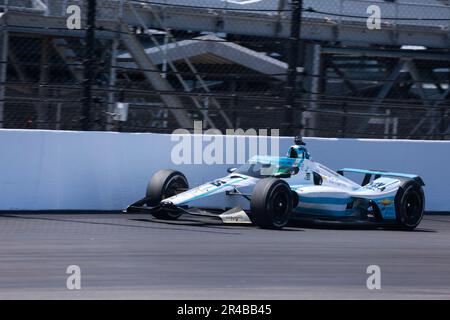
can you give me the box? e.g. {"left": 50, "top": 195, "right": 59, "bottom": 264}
{"left": 146, "top": 169, "right": 188, "bottom": 220}
{"left": 395, "top": 180, "right": 425, "bottom": 230}
{"left": 250, "top": 178, "right": 293, "bottom": 229}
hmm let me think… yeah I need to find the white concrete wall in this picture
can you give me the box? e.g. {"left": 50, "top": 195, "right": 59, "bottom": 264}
{"left": 0, "top": 129, "right": 449, "bottom": 212}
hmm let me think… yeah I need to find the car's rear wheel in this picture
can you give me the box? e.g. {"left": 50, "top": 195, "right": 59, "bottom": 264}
{"left": 395, "top": 180, "right": 425, "bottom": 230}
{"left": 250, "top": 178, "right": 293, "bottom": 229}
{"left": 146, "top": 169, "right": 188, "bottom": 220}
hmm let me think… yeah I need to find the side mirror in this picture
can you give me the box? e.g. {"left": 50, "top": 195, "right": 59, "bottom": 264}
{"left": 227, "top": 167, "right": 238, "bottom": 173}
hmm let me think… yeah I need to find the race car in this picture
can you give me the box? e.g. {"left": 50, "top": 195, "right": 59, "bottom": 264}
{"left": 125, "top": 141, "right": 425, "bottom": 230}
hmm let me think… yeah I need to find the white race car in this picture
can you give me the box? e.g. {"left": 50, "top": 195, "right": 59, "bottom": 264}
{"left": 126, "top": 142, "right": 425, "bottom": 230}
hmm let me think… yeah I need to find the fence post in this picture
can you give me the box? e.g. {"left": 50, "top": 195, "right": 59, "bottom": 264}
{"left": 440, "top": 106, "right": 446, "bottom": 140}
{"left": 82, "top": 0, "right": 97, "bottom": 130}
{"left": 284, "top": 0, "right": 303, "bottom": 136}
{"left": 0, "top": 1, "right": 9, "bottom": 129}
{"left": 342, "top": 102, "right": 347, "bottom": 138}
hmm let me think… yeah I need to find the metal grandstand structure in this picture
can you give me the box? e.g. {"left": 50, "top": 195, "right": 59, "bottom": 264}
{"left": 0, "top": 0, "right": 449, "bottom": 138}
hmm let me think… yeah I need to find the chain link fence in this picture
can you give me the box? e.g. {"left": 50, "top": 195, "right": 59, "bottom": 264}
{"left": 0, "top": 0, "right": 449, "bottom": 139}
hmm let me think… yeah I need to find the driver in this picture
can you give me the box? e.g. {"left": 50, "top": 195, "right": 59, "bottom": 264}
{"left": 287, "top": 135, "right": 310, "bottom": 159}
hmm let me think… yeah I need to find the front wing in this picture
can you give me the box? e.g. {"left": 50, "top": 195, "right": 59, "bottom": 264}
{"left": 125, "top": 198, "right": 252, "bottom": 225}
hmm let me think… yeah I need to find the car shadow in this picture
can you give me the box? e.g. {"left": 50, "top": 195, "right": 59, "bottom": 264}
{"left": 0, "top": 213, "right": 243, "bottom": 235}
{"left": 1, "top": 213, "right": 431, "bottom": 233}
{"left": 289, "top": 220, "right": 436, "bottom": 232}
{"left": 130, "top": 217, "right": 305, "bottom": 232}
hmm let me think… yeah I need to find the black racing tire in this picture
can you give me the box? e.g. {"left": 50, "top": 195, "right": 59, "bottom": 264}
{"left": 250, "top": 178, "right": 293, "bottom": 229}
{"left": 146, "top": 169, "right": 188, "bottom": 220}
{"left": 395, "top": 180, "right": 425, "bottom": 230}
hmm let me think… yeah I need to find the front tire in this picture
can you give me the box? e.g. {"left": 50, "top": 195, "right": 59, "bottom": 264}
{"left": 250, "top": 178, "right": 293, "bottom": 229}
{"left": 146, "top": 169, "right": 188, "bottom": 220}
{"left": 395, "top": 180, "right": 425, "bottom": 230}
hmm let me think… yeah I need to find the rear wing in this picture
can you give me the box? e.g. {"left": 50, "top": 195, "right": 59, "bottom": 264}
{"left": 337, "top": 168, "right": 425, "bottom": 187}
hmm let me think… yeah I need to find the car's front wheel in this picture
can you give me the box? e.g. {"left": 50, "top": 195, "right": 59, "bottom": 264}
{"left": 146, "top": 169, "right": 188, "bottom": 220}
{"left": 250, "top": 178, "right": 293, "bottom": 229}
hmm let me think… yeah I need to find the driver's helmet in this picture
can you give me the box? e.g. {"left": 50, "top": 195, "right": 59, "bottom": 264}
{"left": 294, "top": 136, "right": 305, "bottom": 146}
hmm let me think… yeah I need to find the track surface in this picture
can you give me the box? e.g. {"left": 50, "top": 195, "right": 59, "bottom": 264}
{"left": 0, "top": 213, "right": 449, "bottom": 299}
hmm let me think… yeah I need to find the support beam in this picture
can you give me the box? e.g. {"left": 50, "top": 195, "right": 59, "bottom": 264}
{"left": 119, "top": 22, "right": 192, "bottom": 129}
{"left": 117, "top": 34, "right": 299, "bottom": 82}
{"left": 106, "top": 38, "right": 119, "bottom": 131}
{"left": 303, "top": 43, "right": 322, "bottom": 136}
{"left": 126, "top": 1, "right": 219, "bottom": 129}
{"left": 0, "top": 18, "right": 8, "bottom": 129}
{"left": 371, "top": 61, "right": 405, "bottom": 105}
{"left": 427, "top": 90, "right": 450, "bottom": 136}
{"left": 322, "top": 47, "right": 450, "bottom": 62}
{"left": 412, "top": 86, "right": 450, "bottom": 137}
{"left": 8, "top": 48, "right": 31, "bottom": 83}
{"left": 328, "top": 61, "right": 358, "bottom": 95}
{"left": 356, "top": 61, "right": 405, "bottom": 132}
{"left": 406, "top": 61, "right": 444, "bottom": 137}
{"left": 4, "top": 1, "right": 450, "bottom": 48}
{"left": 81, "top": 0, "right": 97, "bottom": 131}
{"left": 52, "top": 39, "right": 83, "bottom": 83}
{"left": 284, "top": 0, "right": 302, "bottom": 136}
{"left": 404, "top": 61, "right": 431, "bottom": 108}
{"left": 37, "top": 36, "right": 50, "bottom": 129}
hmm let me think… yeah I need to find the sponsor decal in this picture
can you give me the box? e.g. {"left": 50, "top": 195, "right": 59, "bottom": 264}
{"left": 220, "top": 209, "right": 252, "bottom": 224}
{"left": 380, "top": 199, "right": 393, "bottom": 206}
{"left": 364, "top": 182, "right": 386, "bottom": 191}
{"left": 211, "top": 180, "right": 227, "bottom": 187}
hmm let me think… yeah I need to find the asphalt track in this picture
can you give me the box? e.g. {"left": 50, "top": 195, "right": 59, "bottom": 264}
{"left": 0, "top": 213, "right": 449, "bottom": 299}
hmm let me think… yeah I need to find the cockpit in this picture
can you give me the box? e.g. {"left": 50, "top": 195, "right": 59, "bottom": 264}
{"left": 235, "top": 156, "right": 300, "bottom": 179}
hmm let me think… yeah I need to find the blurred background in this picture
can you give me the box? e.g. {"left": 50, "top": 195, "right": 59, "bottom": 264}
{"left": 0, "top": 0, "right": 449, "bottom": 139}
